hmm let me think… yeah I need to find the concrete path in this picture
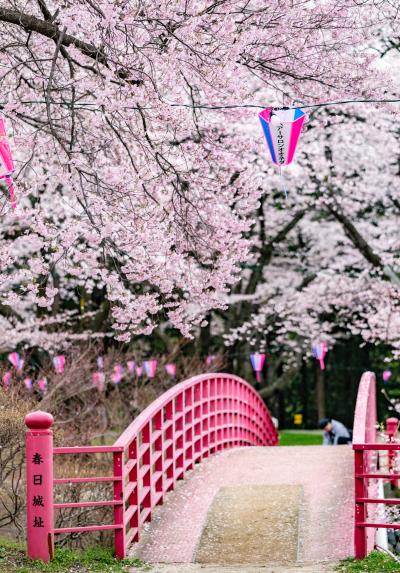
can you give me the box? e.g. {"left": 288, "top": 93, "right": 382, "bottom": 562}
{"left": 129, "top": 446, "right": 353, "bottom": 569}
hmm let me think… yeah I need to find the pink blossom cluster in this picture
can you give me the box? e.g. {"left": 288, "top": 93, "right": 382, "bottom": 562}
{"left": 0, "top": 1, "right": 396, "bottom": 348}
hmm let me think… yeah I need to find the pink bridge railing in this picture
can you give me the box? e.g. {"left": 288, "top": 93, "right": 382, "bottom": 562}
{"left": 353, "top": 371, "right": 400, "bottom": 559}
{"left": 25, "top": 373, "right": 278, "bottom": 562}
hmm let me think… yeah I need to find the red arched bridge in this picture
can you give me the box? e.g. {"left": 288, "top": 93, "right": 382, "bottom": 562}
{"left": 24, "top": 371, "right": 399, "bottom": 567}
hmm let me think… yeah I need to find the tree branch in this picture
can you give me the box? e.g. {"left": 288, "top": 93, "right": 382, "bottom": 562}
{"left": 245, "top": 208, "right": 306, "bottom": 295}
{"left": 0, "top": 7, "right": 106, "bottom": 64}
{"left": 328, "top": 204, "right": 400, "bottom": 285}
{"left": 259, "top": 364, "right": 299, "bottom": 399}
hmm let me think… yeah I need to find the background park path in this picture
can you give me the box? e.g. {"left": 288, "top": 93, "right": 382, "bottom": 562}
{"left": 129, "top": 446, "right": 353, "bottom": 571}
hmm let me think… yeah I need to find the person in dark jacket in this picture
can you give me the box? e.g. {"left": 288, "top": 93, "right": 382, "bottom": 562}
{"left": 319, "top": 417, "right": 352, "bottom": 445}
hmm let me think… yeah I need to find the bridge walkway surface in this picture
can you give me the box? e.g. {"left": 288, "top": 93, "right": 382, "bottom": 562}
{"left": 129, "top": 445, "right": 353, "bottom": 572}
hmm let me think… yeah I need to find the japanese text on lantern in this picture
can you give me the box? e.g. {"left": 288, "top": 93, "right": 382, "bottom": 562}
{"left": 276, "top": 123, "right": 285, "bottom": 164}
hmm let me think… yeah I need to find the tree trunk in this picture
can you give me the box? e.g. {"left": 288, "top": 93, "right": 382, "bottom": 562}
{"left": 315, "top": 367, "right": 326, "bottom": 420}
{"left": 199, "top": 314, "right": 211, "bottom": 357}
{"left": 276, "top": 389, "right": 286, "bottom": 428}
{"left": 300, "top": 361, "right": 309, "bottom": 427}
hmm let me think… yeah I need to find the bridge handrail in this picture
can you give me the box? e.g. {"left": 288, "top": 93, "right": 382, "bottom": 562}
{"left": 353, "top": 371, "right": 377, "bottom": 445}
{"left": 25, "top": 372, "right": 278, "bottom": 562}
{"left": 353, "top": 371, "right": 385, "bottom": 560}
{"left": 114, "top": 372, "right": 273, "bottom": 447}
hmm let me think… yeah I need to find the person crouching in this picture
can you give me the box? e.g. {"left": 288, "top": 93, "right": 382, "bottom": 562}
{"left": 319, "top": 417, "right": 352, "bottom": 445}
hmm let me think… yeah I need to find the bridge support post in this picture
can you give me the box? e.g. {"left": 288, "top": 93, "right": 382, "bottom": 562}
{"left": 142, "top": 422, "right": 153, "bottom": 522}
{"left": 386, "top": 417, "right": 399, "bottom": 488}
{"left": 113, "top": 451, "right": 126, "bottom": 558}
{"left": 175, "top": 394, "right": 185, "bottom": 479}
{"left": 127, "top": 438, "right": 140, "bottom": 542}
{"left": 354, "top": 448, "right": 367, "bottom": 559}
{"left": 202, "top": 379, "right": 210, "bottom": 457}
{"left": 185, "top": 387, "right": 194, "bottom": 471}
{"left": 165, "top": 400, "right": 176, "bottom": 491}
{"left": 154, "top": 410, "right": 164, "bottom": 503}
{"left": 25, "top": 411, "right": 55, "bottom": 563}
{"left": 194, "top": 385, "right": 202, "bottom": 462}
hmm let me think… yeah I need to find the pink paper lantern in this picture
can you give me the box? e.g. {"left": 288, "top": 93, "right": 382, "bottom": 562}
{"left": 165, "top": 363, "right": 177, "bottom": 377}
{"left": 8, "top": 351, "right": 23, "bottom": 372}
{"left": 52, "top": 355, "right": 65, "bottom": 374}
{"left": 0, "top": 117, "right": 16, "bottom": 209}
{"left": 127, "top": 360, "right": 136, "bottom": 373}
{"left": 112, "top": 364, "right": 124, "bottom": 384}
{"left": 312, "top": 341, "right": 328, "bottom": 370}
{"left": 2, "top": 371, "right": 11, "bottom": 388}
{"left": 206, "top": 355, "right": 215, "bottom": 366}
{"left": 259, "top": 107, "right": 306, "bottom": 167}
{"left": 92, "top": 372, "right": 105, "bottom": 391}
{"left": 383, "top": 370, "right": 392, "bottom": 383}
{"left": 37, "top": 377, "right": 47, "bottom": 393}
{"left": 250, "top": 353, "right": 266, "bottom": 383}
{"left": 143, "top": 360, "right": 157, "bottom": 379}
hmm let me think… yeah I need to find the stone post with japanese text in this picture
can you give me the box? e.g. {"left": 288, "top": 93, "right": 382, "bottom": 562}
{"left": 25, "top": 411, "right": 54, "bottom": 562}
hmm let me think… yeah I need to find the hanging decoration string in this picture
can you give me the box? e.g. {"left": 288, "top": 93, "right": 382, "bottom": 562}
{"left": 171, "top": 98, "right": 400, "bottom": 110}
{"left": 0, "top": 97, "right": 400, "bottom": 112}
{"left": 279, "top": 167, "right": 288, "bottom": 199}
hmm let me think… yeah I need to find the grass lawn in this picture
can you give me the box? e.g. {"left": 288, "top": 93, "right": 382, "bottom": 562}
{"left": 337, "top": 551, "right": 400, "bottom": 572}
{"left": 0, "top": 538, "right": 147, "bottom": 573}
{"left": 279, "top": 431, "right": 323, "bottom": 446}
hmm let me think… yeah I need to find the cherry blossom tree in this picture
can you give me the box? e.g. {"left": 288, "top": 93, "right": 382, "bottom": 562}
{"left": 223, "top": 90, "right": 400, "bottom": 406}
{"left": 0, "top": 0, "right": 395, "bottom": 350}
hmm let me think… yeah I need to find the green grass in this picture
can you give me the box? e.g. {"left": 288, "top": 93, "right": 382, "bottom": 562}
{"left": 0, "top": 538, "right": 147, "bottom": 573}
{"left": 337, "top": 551, "right": 400, "bottom": 572}
{"left": 279, "top": 431, "right": 323, "bottom": 446}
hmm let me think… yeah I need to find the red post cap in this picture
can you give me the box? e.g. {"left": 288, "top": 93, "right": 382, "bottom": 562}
{"left": 386, "top": 417, "right": 399, "bottom": 437}
{"left": 25, "top": 411, "right": 54, "bottom": 430}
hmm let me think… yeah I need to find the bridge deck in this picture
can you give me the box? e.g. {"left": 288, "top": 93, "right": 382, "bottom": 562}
{"left": 129, "top": 445, "right": 353, "bottom": 568}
